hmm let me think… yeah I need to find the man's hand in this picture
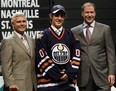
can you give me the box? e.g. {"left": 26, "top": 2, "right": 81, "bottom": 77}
{"left": 60, "top": 71, "right": 68, "bottom": 80}
{"left": 60, "top": 73, "right": 68, "bottom": 80}
{"left": 72, "top": 79, "right": 77, "bottom": 84}
{"left": 9, "top": 84, "right": 19, "bottom": 91}
{"left": 108, "top": 75, "right": 115, "bottom": 86}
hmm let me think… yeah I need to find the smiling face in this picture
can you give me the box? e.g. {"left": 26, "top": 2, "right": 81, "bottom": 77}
{"left": 49, "top": 10, "right": 66, "bottom": 29}
{"left": 81, "top": 4, "right": 96, "bottom": 24}
{"left": 12, "top": 16, "right": 27, "bottom": 35}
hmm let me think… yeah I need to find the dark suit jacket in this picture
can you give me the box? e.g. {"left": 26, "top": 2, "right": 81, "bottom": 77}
{"left": 0, "top": 32, "right": 37, "bottom": 91}
{"left": 71, "top": 22, "right": 116, "bottom": 87}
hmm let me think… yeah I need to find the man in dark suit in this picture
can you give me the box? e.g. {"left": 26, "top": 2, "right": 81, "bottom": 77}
{"left": 0, "top": 12, "right": 37, "bottom": 91}
{"left": 71, "top": 2, "right": 116, "bottom": 91}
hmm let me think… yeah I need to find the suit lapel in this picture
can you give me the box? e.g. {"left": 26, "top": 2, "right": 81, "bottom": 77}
{"left": 13, "top": 32, "right": 31, "bottom": 57}
{"left": 80, "top": 22, "right": 100, "bottom": 44}
{"left": 79, "top": 24, "right": 88, "bottom": 44}
{"left": 26, "top": 36, "right": 34, "bottom": 58}
{"left": 89, "top": 22, "right": 100, "bottom": 44}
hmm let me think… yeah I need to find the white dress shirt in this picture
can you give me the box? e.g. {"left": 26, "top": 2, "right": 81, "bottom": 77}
{"left": 83, "top": 21, "right": 95, "bottom": 37}
{"left": 51, "top": 25, "right": 63, "bottom": 36}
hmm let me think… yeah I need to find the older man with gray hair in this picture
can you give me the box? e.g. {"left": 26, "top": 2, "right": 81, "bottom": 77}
{"left": 0, "top": 12, "right": 37, "bottom": 91}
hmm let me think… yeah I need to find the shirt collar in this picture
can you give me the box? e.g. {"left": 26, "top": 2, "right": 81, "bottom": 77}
{"left": 83, "top": 20, "right": 95, "bottom": 28}
{"left": 14, "top": 31, "right": 25, "bottom": 39}
{"left": 51, "top": 25, "right": 63, "bottom": 32}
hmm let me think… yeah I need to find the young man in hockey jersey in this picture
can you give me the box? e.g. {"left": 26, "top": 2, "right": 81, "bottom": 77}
{"left": 35, "top": 5, "right": 80, "bottom": 91}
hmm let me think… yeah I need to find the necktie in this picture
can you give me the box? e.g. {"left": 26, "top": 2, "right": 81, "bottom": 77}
{"left": 86, "top": 25, "right": 91, "bottom": 43}
{"left": 21, "top": 36, "right": 29, "bottom": 50}
{"left": 55, "top": 30, "right": 61, "bottom": 36}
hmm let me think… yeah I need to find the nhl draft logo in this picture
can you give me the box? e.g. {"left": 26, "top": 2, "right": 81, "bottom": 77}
{"left": 51, "top": 43, "right": 70, "bottom": 64}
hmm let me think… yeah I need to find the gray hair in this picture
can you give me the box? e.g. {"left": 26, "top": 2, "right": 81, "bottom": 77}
{"left": 11, "top": 12, "right": 26, "bottom": 23}
{"left": 81, "top": 2, "right": 96, "bottom": 12}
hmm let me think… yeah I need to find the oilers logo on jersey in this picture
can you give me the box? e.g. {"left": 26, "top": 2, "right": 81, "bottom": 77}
{"left": 51, "top": 43, "right": 70, "bottom": 65}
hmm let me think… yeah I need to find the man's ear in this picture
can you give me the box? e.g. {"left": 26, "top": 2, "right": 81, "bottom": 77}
{"left": 81, "top": 12, "right": 83, "bottom": 17}
{"left": 49, "top": 13, "right": 52, "bottom": 19}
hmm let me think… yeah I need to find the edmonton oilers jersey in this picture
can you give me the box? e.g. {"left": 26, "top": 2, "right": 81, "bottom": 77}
{"left": 35, "top": 27, "right": 80, "bottom": 88}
